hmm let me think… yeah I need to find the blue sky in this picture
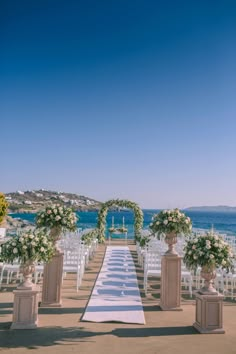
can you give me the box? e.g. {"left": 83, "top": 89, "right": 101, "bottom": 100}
{"left": 1, "top": 0, "right": 236, "bottom": 208}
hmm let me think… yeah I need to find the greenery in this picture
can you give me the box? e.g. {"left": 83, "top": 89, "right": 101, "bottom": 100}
{"left": 81, "top": 228, "right": 99, "bottom": 245}
{"left": 108, "top": 226, "right": 128, "bottom": 233}
{"left": 136, "top": 230, "right": 153, "bottom": 247}
{"left": 0, "top": 229, "right": 55, "bottom": 264}
{"left": 36, "top": 204, "right": 78, "bottom": 232}
{"left": 149, "top": 208, "right": 192, "bottom": 236}
{"left": 0, "top": 193, "right": 8, "bottom": 225}
{"left": 97, "top": 199, "right": 143, "bottom": 242}
{"left": 183, "top": 232, "right": 235, "bottom": 272}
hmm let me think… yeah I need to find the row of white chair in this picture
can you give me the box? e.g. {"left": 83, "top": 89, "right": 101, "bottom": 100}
{"left": 0, "top": 230, "right": 99, "bottom": 292}
{"left": 137, "top": 238, "right": 236, "bottom": 299}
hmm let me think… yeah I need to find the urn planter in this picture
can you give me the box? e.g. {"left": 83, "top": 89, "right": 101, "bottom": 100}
{"left": 194, "top": 265, "right": 225, "bottom": 334}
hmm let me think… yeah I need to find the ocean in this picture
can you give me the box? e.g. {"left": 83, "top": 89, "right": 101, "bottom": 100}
{"left": 9, "top": 210, "right": 236, "bottom": 239}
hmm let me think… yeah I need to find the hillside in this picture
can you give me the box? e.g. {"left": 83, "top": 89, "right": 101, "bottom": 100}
{"left": 5, "top": 189, "right": 102, "bottom": 213}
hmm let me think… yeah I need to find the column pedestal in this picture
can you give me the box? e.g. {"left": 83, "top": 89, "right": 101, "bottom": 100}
{"left": 193, "top": 292, "right": 225, "bottom": 334}
{"left": 40, "top": 251, "right": 64, "bottom": 307}
{"left": 160, "top": 254, "right": 182, "bottom": 311}
{"left": 11, "top": 284, "right": 39, "bottom": 329}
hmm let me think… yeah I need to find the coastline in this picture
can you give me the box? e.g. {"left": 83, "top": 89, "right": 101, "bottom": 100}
{"left": 6, "top": 210, "right": 236, "bottom": 238}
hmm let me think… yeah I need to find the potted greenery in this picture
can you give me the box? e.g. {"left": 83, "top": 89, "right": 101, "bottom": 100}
{"left": 0, "top": 193, "right": 8, "bottom": 230}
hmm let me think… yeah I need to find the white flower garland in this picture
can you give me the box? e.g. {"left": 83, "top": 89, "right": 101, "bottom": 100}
{"left": 97, "top": 199, "right": 143, "bottom": 242}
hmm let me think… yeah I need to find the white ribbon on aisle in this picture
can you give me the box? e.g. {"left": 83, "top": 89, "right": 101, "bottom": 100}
{"left": 81, "top": 246, "right": 145, "bottom": 324}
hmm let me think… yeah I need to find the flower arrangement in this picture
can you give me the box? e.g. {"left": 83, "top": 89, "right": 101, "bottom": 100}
{"left": 149, "top": 208, "right": 192, "bottom": 236}
{"left": 97, "top": 199, "right": 143, "bottom": 242}
{"left": 136, "top": 230, "right": 153, "bottom": 247}
{"left": 81, "top": 228, "right": 99, "bottom": 245}
{"left": 108, "top": 226, "right": 128, "bottom": 233}
{"left": 0, "top": 229, "right": 55, "bottom": 264}
{"left": 35, "top": 204, "right": 78, "bottom": 232}
{"left": 183, "top": 232, "right": 235, "bottom": 272}
{"left": 0, "top": 193, "right": 8, "bottom": 226}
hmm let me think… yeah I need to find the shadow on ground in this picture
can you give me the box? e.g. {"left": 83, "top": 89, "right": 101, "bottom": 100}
{"left": 0, "top": 325, "right": 198, "bottom": 349}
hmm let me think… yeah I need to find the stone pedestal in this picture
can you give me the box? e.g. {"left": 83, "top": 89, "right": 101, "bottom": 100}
{"left": 40, "top": 251, "right": 64, "bottom": 307}
{"left": 193, "top": 292, "right": 225, "bottom": 334}
{"left": 11, "top": 284, "right": 39, "bottom": 329}
{"left": 160, "top": 254, "right": 182, "bottom": 311}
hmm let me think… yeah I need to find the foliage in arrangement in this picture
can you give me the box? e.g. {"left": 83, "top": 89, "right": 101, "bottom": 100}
{"left": 35, "top": 204, "right": 78, "bottom": 232}
{"left": 0, "top": 228, "right": 55, "bottom": 264}
{"left": 108, "top": 226, "right": 128, "bottom": 233}
{"left": 136, "top": 230, "right": 153, "bottom": 247}
{"left": 97, "top": 199, "right": 143, "bottom": 242}
{"left": 149, "top": 208, "right": 192, "bottom": 236}
{"left": 81, "top": 228, "right": 99, "bottom": 245}
{"left": 183, "top": 232, "right": 235, "bottom": 272}
{"left": 0, "top": 193, "right": 8, "bottom": 225}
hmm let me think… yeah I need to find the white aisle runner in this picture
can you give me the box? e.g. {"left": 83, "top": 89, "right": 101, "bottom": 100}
{"left": 81, "top": 246, "right": 145, "bottom": 324}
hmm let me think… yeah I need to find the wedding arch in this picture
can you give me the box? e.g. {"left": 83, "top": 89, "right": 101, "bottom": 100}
{"left": 97, "top": 199, "right": 143, "bottom": 243}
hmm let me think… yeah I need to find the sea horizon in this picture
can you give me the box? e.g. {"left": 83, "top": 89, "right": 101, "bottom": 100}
{"left": 8, "top": 209, "right": 236, "bottom": 238}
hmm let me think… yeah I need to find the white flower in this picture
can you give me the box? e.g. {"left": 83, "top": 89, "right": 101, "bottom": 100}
{"left": 163, "top": 220, "right": 168, "bottom": 225}
{"left": 31, "top": 241, "right": 36, "bottom": 246}
{"left": 156, "top": 221, "right": 160, "bottom": 225}
{"left": 23, "top": 245, "right": 27, "bottom": 249}
{"left": 55, "top": 215, "right": 61, "bottom": 221}
{"left": 29, "top": 234, "right": 34, "bottom": 239}
{"left": 209, "top": 254, "right": 214, "bottom": 259}
{"left": 40, "top": 247, "right": 45, "bottom": 252}
{"left": 12, "top": 242, "right": 16, "bottom": 246}
{"left": 19, "top": 238, "right": 24, "bottom": 243}
{"left": 192, "top": 245, "right": 196, "bottom": 250}
{"left": 13, "top": 248, "right": 18, "bottom": 254}
{"left": 193, "top": 255, "right": 197, "bottom": 260}
{"left": 188, "top": 251, "right": 192, "bottom": 255}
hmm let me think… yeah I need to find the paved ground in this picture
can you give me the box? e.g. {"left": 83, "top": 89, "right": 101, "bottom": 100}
{"left": 1, "top": 240, "right": 236, "bottom": 354}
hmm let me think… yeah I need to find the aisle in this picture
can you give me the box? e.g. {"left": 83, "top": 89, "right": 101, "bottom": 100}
{"left": 81, "top": 246, "right": 145, "bottom": 324}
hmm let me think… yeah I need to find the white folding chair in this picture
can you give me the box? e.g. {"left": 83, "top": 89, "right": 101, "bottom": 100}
{"left": 143, "top": 250, "right": 161, "bottom": 295}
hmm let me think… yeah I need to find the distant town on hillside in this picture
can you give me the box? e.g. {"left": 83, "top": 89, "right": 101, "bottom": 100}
{"left": 5, "top": 189, "right": 102, "bottom": 213}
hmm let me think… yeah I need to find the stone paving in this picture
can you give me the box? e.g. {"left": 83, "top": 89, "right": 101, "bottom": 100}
{"left": 1, "top": 240, "right": 236, "bottom": 354}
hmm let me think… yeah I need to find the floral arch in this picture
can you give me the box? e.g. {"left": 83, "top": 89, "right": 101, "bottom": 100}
{"left": 97, "top": 199, "right": 143, "bottom": 243}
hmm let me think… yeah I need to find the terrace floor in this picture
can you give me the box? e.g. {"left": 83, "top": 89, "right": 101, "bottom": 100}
{"left": 1, "top": 240, "right": 236, "bottom": 354}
